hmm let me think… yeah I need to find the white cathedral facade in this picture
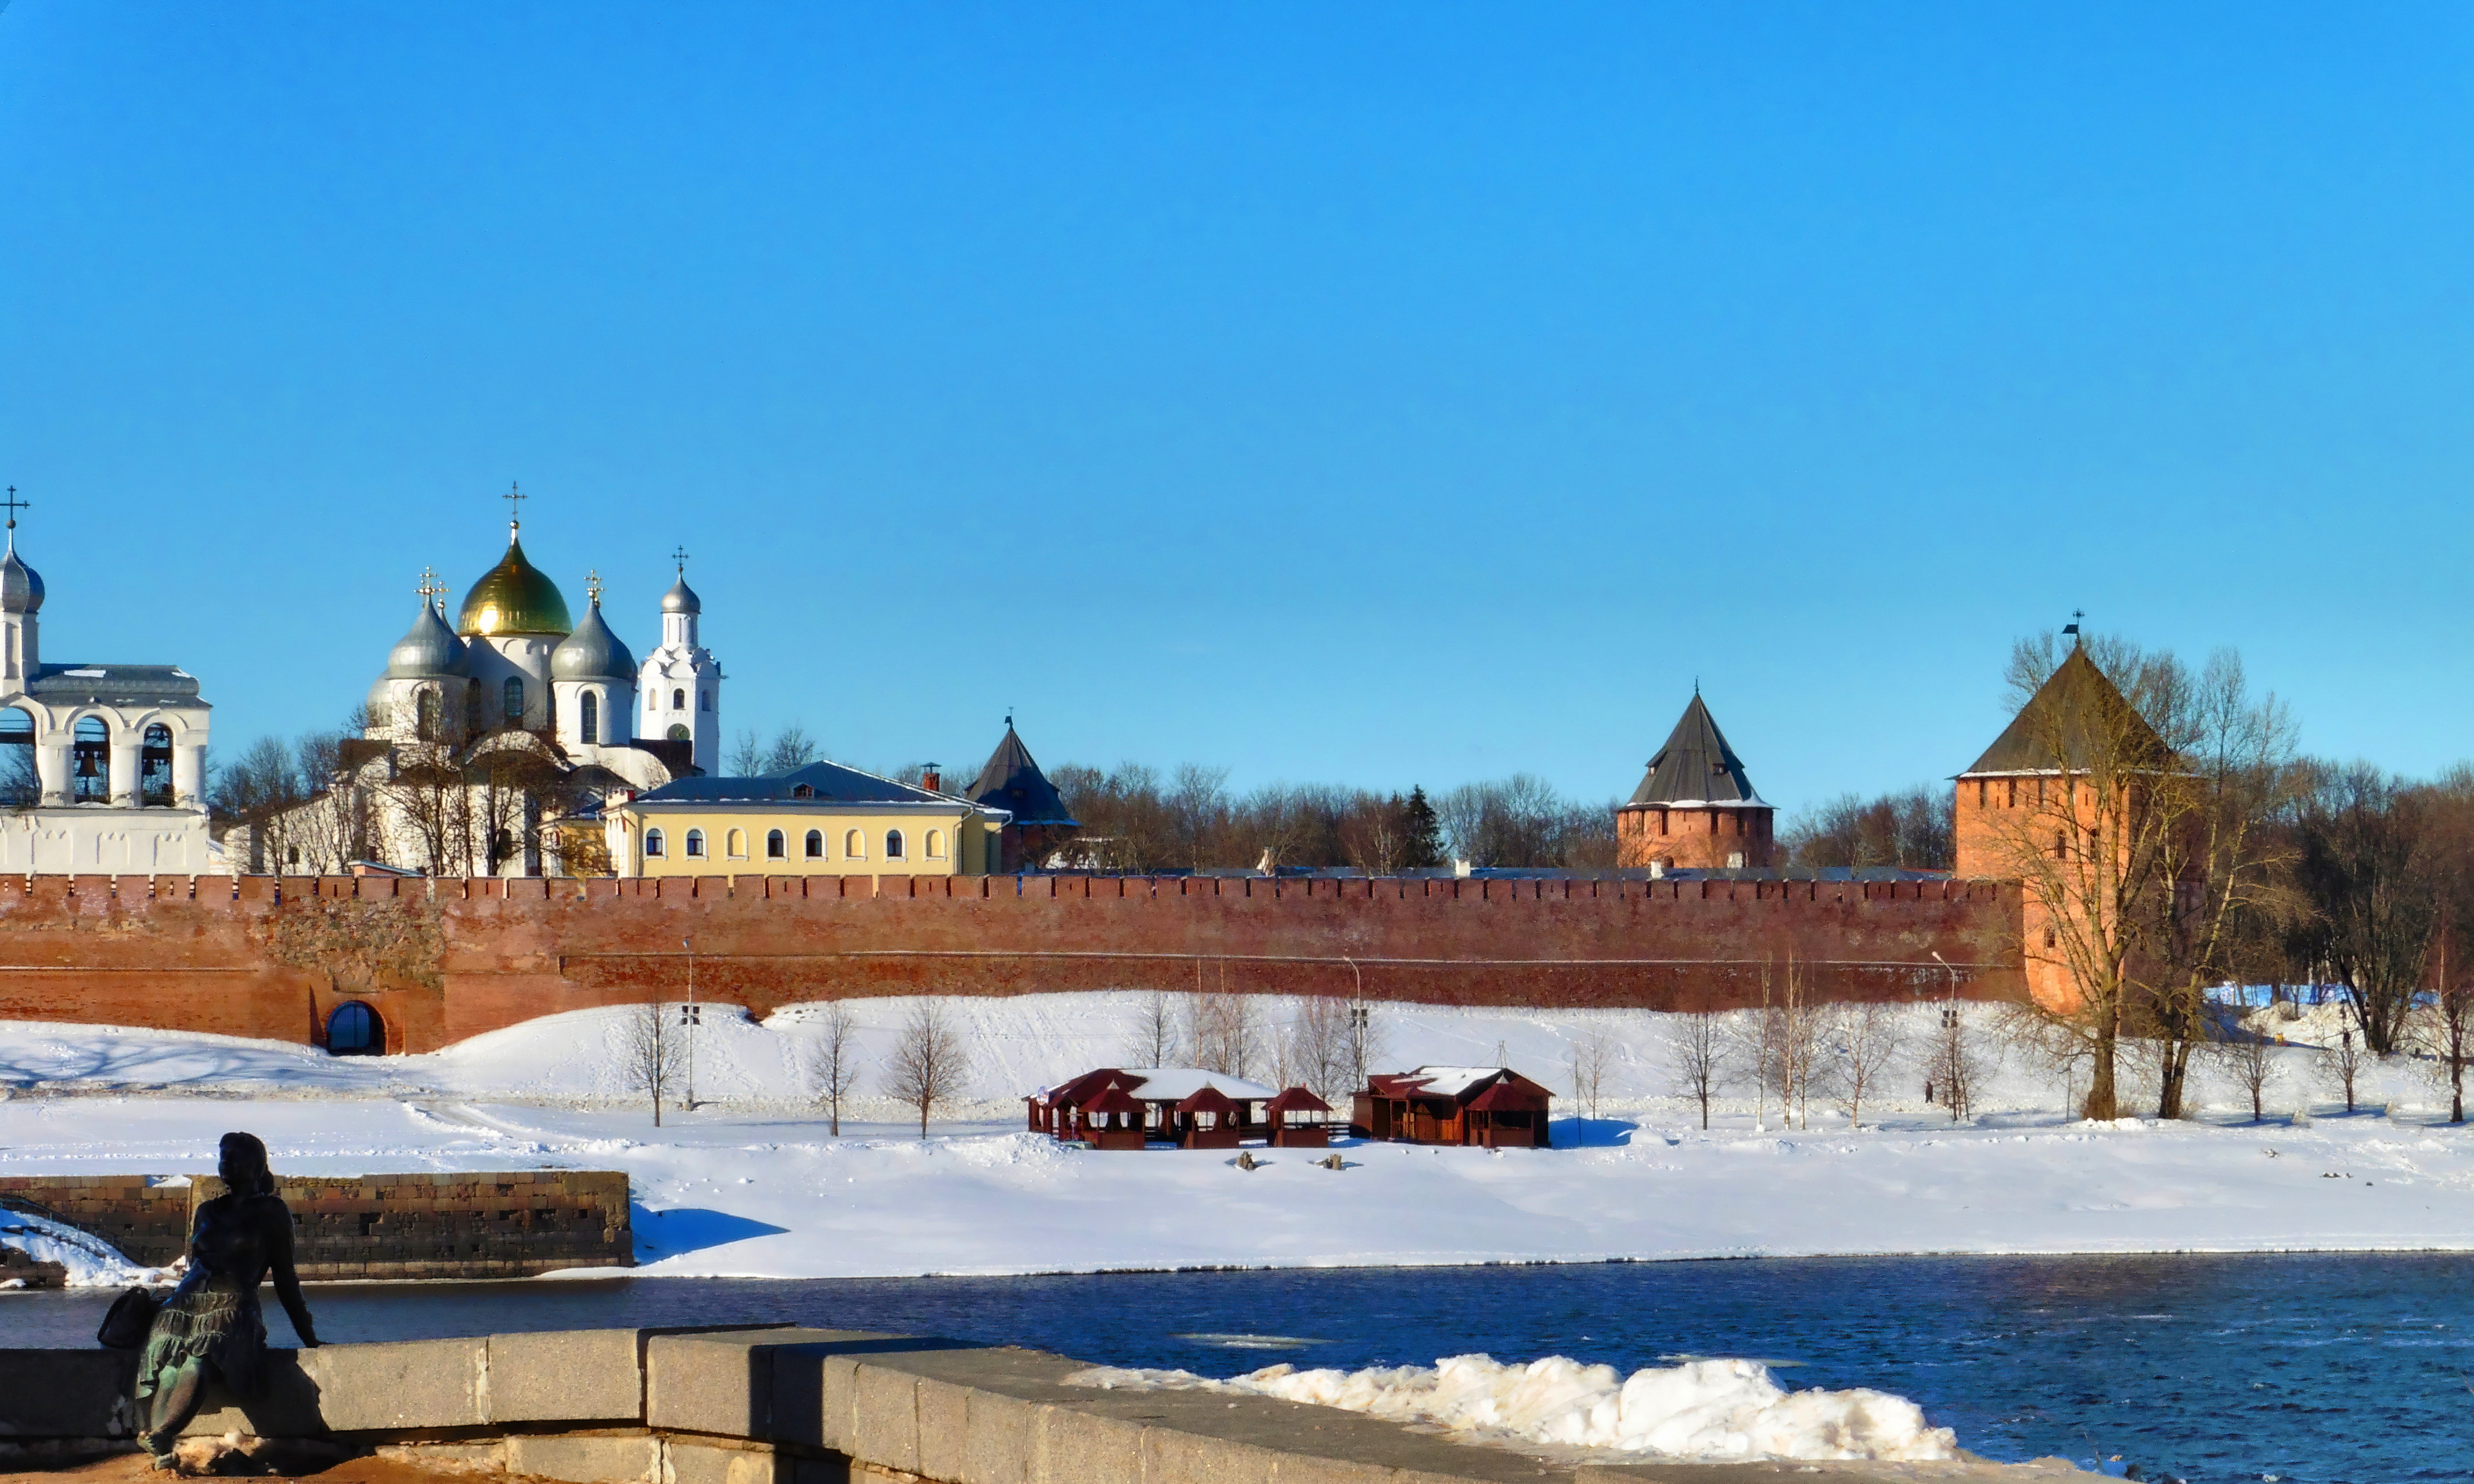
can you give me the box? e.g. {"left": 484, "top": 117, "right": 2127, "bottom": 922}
{"left": 252, "top": 510, "right": 722, "bottom": 876}
{"left": 0, "top": 513, "right": 218, "bottom": 873}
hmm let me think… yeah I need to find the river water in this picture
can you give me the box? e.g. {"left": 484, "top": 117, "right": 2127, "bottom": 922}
{"left": 6, "top": 1254, "right": 2466, "bottom": 1484}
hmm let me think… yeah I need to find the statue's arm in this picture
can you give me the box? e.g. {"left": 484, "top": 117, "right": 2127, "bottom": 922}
{"left": 266, "top": 1205, "right": 320, "bottom": 1348}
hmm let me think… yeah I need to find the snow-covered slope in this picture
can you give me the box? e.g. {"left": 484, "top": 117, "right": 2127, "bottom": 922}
{"left": 1, "top": 995, "right": 2469, "bottom": 1284}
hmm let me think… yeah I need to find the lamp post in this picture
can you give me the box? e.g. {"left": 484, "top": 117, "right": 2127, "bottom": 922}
{"left": 682, "top": 936, "right": 696, "bottom": 1111}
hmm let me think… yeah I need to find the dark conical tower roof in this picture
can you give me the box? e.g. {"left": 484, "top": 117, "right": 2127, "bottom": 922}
{"left": 1627, "top": 693, "right": 1766, "bottom": 807}
{"left": 966, "top": 723, "right": 1078, "bottom": 827}
{"left": 1963, "top": 643, "right": 2167, "bottom": 775}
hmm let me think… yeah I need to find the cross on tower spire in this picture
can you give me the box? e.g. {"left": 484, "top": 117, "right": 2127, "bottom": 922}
{"left": 671, "top": 545, "right": 690, "bottom": 574}
{"left": 0, "top": 487, "right": 26, "bottom": 532}
{"left": 503, "top": 481, "right": 527, "bottom": 534}
{"left": 586, "top": 568, "right": 603, "bottom": 605}
{"left": 416, "top": 567, "right": 446, "bottom": 610}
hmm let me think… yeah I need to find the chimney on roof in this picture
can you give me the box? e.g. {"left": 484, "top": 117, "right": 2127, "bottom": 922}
{"left": 920, "top": 763, "right": 942, "bottom": 793}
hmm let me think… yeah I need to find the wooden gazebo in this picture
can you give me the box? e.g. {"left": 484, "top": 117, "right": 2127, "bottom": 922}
{"left": 1352, "top": 1067, "right": 1552, "bottom": 1148}
{"left": 1265, "top": 1086, "right": 1334, "bottom": 1147}
{"left": 1173, "top": 1086, "right": 1243, "bottom": 1150}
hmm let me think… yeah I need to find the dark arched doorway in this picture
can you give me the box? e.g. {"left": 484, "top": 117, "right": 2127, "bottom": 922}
{"left": 326, "top": 1000, "right": 384, "bottom": 1056}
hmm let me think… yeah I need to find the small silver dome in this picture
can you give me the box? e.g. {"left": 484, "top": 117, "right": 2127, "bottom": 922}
{"left": 383, "top": 603, "right": 470, "bottom": 680}
{"left": 552, "top": 598, "right": 638, "bottom": 681}
{"left": 1, "top": 540, "right": 44, "bottom": 616}
{"left": 661, "top": 575, "right": 701, "bottom": 615}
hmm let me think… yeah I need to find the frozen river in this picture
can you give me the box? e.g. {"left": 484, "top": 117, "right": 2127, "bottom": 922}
{"left": 6, "top": 1252, "right": 2469, "bottom": 1484}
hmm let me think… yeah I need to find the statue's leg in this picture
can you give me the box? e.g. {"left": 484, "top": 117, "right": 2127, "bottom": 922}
{"left": 138, "top": 1359, "right": 206, "bottom": 1467}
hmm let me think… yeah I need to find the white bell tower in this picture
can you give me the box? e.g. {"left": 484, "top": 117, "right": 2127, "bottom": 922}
{"left": 636, "top": 547, "right": 721, "bottom": 775}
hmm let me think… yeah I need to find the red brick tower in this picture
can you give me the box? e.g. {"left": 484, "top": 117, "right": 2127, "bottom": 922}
{"left": 1615, "top": 693, "right": 1775, "bottom": 871}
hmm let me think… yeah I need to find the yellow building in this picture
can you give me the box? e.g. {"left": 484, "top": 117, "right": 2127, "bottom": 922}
{"left": 606, "top": 761, "right": 1006, "bottom": 878}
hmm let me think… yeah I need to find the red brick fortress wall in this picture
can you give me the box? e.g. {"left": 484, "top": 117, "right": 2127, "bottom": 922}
{"left": 0, "top": 873, "right": 2024, "bottom": 1053}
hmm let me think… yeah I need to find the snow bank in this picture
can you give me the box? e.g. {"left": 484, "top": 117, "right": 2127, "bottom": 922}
{"left": 1068, "top": 1352, "right": 1957, "bottom": 1463}
{"left": 0, "top": 1208, "right": 177, "bottom": 1289}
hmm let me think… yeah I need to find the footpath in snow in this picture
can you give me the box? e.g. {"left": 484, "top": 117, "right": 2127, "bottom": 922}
{"left": 0, "top": 993, "right": 2469, "bottom": 1284}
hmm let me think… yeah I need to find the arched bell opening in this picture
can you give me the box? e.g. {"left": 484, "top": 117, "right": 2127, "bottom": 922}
{"left": 70, "top": 716, "right": 108, "bottom": 804}
{"left": 140, "top": 723, "right": 174, "bottom": 806}
{"left": 325, "top": 1000, "right": 386, "bottom": 1056}
{"left": 0, "top": 706, "right": 34, "bottom": 806}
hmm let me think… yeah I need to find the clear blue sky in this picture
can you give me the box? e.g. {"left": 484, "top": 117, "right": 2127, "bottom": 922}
{"left": 2, "top": 5, "right": 2468, "bottom": 813}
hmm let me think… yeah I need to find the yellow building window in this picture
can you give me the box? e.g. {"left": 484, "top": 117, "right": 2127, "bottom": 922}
{"left": 804, "top": 830, "right": 824, "bottom": 859}
{"left": 685, "top": 829, "right": 705, "bottom": 858}
{"left": 885, "top": 829, "right": 906, "bottom": 860}
{"left": 766, "top": 829, "right": 786, "bottom": 859}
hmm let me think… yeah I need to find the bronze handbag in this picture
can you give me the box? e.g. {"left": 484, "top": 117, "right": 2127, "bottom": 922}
{"left": 96, "top": 1286, "right": 161, "bottom": 1349}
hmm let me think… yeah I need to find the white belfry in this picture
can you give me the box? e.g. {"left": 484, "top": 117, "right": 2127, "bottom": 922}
{"left": 638, "top": 547, "right": 722, "bottom": 776}
{"left": 0, "top": 491, "right": 214, "bottom": 873}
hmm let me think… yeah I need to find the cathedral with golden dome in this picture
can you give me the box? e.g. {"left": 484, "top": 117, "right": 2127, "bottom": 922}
{"left": 254, "top": 491, "right": 722, "bottom": 876}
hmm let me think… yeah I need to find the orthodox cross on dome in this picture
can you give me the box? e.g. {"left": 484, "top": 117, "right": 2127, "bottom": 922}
{"left": 586, "top": 568, "right": 603, "bottom": 605}
{"left": 416, "top": 567, "right": 447, "bottom": 610}
{"left": 503, "top": 481, "right": 527, "bottom": 532}
{"left": 671, "top": 545, "right": 690, "bottom": 575}
{"left": 1, "top": 487, "right": 26, "bottom": 532}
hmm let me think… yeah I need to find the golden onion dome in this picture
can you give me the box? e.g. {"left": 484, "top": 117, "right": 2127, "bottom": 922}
{"left": 456, "top": 528, "right": 572, "bottom": 638}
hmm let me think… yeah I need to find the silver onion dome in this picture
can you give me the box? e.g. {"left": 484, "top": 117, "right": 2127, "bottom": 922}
{"left": 383, "top": 603, "right": 471, "bottom": 679}
{"left": 0, "top": 539, "right": 44, "bottom": 616}
{"left": 660, "top": 574, "right": 701, "bottom": 615}
{"left": 551, "top": 597, "right": 638, "bottom": 681}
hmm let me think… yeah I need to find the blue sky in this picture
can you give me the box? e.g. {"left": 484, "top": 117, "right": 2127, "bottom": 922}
{"left": 1, "top": 5, "right": 2468, "bottom": 812}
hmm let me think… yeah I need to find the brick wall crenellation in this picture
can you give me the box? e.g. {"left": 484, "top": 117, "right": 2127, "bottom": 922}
{"left": 0, "top": 873, "right": 2024, "bottom": 1051}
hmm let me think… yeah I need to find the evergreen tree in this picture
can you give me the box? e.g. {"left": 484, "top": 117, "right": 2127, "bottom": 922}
{"left": 1400, "top": 786, "right": 1445, "bottom": 868}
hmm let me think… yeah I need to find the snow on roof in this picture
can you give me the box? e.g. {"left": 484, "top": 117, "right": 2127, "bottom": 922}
{"left": 1121, "top": 1067, "right": 1279, "bottom": 1102}
{"left": 1398, "top": 1066, "right": 1510, "bottom": 1098}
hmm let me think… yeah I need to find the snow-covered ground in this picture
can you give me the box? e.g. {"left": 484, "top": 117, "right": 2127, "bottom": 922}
{"left": 2, "top": 993, "right": 2470, "bottom": 1285}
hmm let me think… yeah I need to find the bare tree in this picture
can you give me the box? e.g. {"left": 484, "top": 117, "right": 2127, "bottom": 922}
{"left": 2411, "top": 970, "right": 2474, "bottom": 1125}
{"left": 2318, "top": 1018, "right": 2367, "bottom": 1114}
{"left": 2214, "top": 1025, "right": 2280, "bottom": 1123}
{"left": 1668, "top": 1007, "right": 1728, "bottom": 1130}
{"left": 1568, "top": 1024, "right": 1617, "bottom": 1135}
{"left": 1782, "top": 787, "right": 1956, "bottom": 871}
{"left": 1186, "top": 984, "right": 1259, "bottom": 1078}
{"left": 1825, "top": 1000, "right": 1907, "bottom": 1130}
{"left": 1125, "top": 990, "right": 1182, "bottom": 1067}
{"left": 2291, "top": 765, "right": 2439, "bottom": 1057}
{"left": 619, "top": 999, "right": 685, "bottom": 1128}
{"left": 1279, "top": 995, "right": 1354, "bottom": 1102}
{"left": 807, "top": 1002, "right": 862, "bottom": 1136}
{"left": 882, "top": 998, "right": 971, "bottom": 1138}
{"left": 382, "top": 758, "right": 476, "bottom": 876}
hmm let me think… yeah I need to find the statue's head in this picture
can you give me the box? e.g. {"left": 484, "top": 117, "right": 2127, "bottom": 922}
{"left": 218, "top": 1132, "right": 275, "bottom": 1196}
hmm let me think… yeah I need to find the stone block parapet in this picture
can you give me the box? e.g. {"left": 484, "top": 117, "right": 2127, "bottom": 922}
{"left": 0, "top": 1170, "right": 631, "bottom": 1279}
{"left": 0, "top": 1326, "right": 2104, "bottom": 1484}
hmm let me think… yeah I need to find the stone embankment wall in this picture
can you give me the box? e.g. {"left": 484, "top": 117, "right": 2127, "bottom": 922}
{"left": 0, "top": 1324, "right": 2105, "bottom": 1483}
{"left": 0, "top": 1170, "right": 630, "bottom": 1280}
{"left": 0, "top": 1175, "right": 193, "bottom": 1265}
{"left": 0, "top": 873, "right": 2023, "bottom": 1054}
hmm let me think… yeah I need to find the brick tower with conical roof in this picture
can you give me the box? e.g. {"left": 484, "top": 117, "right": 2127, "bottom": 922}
{"left": 1614, "top": 692, "right": 1775, "bottom": 871}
